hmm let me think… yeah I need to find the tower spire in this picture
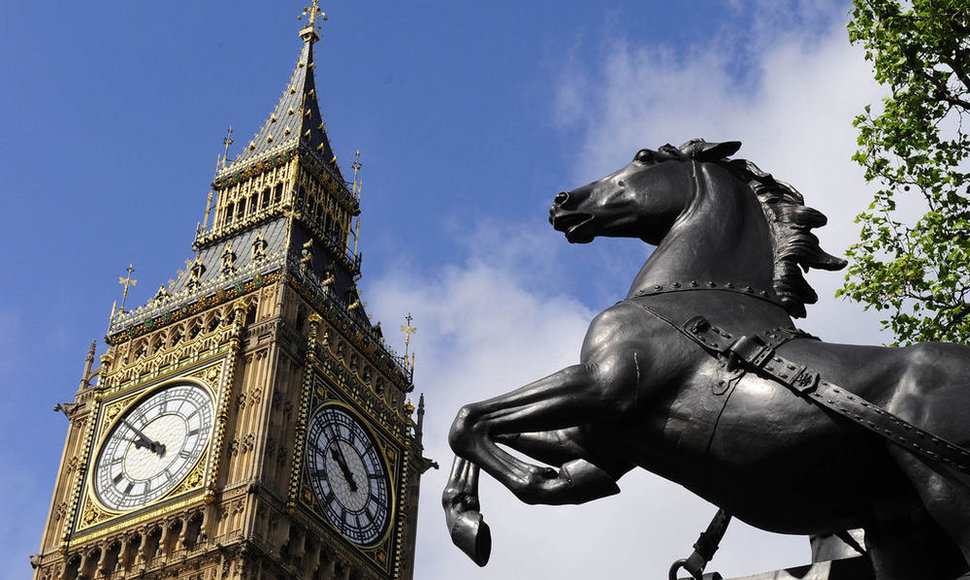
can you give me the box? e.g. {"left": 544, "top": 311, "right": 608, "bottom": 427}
{"left": 221, "top": 1, "right": 339, "bottom": 179}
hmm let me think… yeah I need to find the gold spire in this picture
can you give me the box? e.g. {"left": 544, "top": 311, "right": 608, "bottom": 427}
{"left": 202, "top": 190, "right": 214, "bottom": 229}
{"left": 298, "top": 0, "right": 327, "bottom": 43}
{"left": 220, "top": 126, "right": 234, "bottom": 169}
{"left": 352, "top": 149, "right": 363, "bottom": 200}
{"left": 353, "top": 212, "right": 362, "bottom": 258}
{"left": 118, "top": 264, "right": 138, "bottom": 314}
{"left": 400, "top": 313, "right": 416, "bottom": 359}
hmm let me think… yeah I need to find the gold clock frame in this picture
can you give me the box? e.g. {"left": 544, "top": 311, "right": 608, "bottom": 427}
{"left": 69, "top": 356, "right": 232, "bottom": 542}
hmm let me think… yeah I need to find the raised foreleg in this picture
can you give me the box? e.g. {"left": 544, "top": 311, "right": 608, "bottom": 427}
{"left": 442, "top": 458, "right": 491, "bottom": 566}
{"left": 444, "top": 302, "right": 662, "bottom": 565}
{"left": 449, "top": 363, "right": 635, "bottom": 505}
{"left": 442, "top": 426, "right": 632, "bottom": 566}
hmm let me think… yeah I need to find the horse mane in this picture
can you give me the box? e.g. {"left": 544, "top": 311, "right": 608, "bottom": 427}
{"left": 660, "top": 139, "right": 847, "bottom": 318}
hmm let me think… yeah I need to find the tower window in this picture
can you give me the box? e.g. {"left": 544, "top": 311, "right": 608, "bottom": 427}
{"left": 274, "top": 183, "right": 283, "bottom": 204}
{"left": 225, "top": 203, "right": 234, "bottom": 225}
{"left": 296, "top": 306, "right": 307, "bottom": 334}
{"left": 148, "top": 527, "right": 162, "bottom": 559}
{"left": 64, "top": 555, "right": 81, "bottom": 580}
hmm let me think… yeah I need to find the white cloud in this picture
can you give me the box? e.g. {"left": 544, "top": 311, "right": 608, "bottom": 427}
{"left": 369, "top": 7, "right": 905, "bottom": 580}
{"left": 555, "top": 9, "right": 890, "bottom": 345}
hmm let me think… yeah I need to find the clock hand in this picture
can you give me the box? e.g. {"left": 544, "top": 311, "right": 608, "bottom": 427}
{"left": 330, "top": 442, "right": 358, "bottom": 492}
{"left": 122, "top": 418, "right": 166, "bottom": 456}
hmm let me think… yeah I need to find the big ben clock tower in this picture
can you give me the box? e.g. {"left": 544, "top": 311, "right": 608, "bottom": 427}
{"left": 30, "top": 4, "right": 432, "bottom": 580}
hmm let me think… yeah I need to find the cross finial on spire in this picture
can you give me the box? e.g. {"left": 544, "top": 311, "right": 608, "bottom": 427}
{"left": 299, "top": 0, "right": 327, "bottom": 42}
{"left": 352, "top": 149, "right": 363, "bottom": 199}
{"left": 220, "top": 126, "right": 234, "bottom": 169}
{"left": 400, "top": 313, "right": 416, "bottom": 358}
{"left": 118, "top": 264, "right": 138, "bottom": 314}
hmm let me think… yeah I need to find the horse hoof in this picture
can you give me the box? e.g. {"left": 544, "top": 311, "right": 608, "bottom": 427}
{"left": 448, "top": 510, "right": 492, "bottom": 567}
{"left": 560, "top": 459, "right": 620, "bottom": 503}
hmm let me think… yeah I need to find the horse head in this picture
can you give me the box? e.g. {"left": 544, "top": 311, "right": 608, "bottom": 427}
{"left": 550, "top": 139, "right": 846, "bottom": 318}
{"left": 550, "top": 140, "right": 742, "bottom": 245}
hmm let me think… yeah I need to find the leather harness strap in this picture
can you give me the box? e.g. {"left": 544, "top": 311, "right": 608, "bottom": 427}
{"left": 678, "top": 311, "right": 970, "bottom": 477}
{"left": 623, "top": 298, "right": 970, "bottom": 478}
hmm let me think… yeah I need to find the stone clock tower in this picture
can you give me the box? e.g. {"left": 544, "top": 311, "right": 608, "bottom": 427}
{"left": 30, "top": 4, "right": 432, "bottom": 580}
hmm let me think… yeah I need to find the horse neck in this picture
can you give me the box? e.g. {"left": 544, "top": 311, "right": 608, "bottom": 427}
{"left": 628, "top": 162, "right": 777, "bottom": 299}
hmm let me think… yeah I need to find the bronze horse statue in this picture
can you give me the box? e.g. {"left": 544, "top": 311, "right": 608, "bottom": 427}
{"left": 442, "top": 139, "right": 970, "bottom": 579}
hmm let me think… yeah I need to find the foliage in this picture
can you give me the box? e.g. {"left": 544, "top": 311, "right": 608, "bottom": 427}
{"left": 840, "top": 0, "right": 970, "bottom": 344}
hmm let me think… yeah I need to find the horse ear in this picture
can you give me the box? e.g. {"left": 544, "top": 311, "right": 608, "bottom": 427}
{"left": 679, "top": 139, "right": 742, "bottom": 161}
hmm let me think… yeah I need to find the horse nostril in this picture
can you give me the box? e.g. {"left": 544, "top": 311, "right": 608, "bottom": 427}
{"left": 554, "top": 192, "right": 569, "bottom": 206}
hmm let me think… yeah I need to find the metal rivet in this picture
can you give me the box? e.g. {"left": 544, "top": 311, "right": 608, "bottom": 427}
{"left": 726, "top": 283, "right": 734, "bottom": 288}
{"left": 745, "top": 286, "right": 753, "bottom": 292}
{"left": 654, "top": 285, "right": 662, "bottom": 290}
{"left": 708, "top": 281, "right": 716, "bottom": 288}
{"left": 690, "top": 281, "right": 698, "bottom": 287}
{"left": 672, "top": 282, "right": 681, "bottom": 288}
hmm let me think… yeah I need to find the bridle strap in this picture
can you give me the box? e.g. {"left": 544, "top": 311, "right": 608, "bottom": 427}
{"left": 632, "top": 282, "right": 784, "bottom": 309}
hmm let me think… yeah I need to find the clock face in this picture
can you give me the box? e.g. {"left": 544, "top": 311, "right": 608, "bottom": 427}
{"left": 306, "top": 405, "right": 392, "bottom": 546}
{"left": 93, "top": 382, "right": 214, "bottom": 512}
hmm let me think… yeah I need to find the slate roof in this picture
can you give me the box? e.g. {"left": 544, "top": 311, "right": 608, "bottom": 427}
{"left": 218, "top": 30, "right": 343, "bottom": 183}
{"left": 169, "top": 218, "right": 289, "bottom": 295}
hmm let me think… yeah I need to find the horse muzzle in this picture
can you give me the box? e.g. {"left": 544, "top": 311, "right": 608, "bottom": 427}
{"left": 549, "top": 209, "right": 595, "bottom": 243}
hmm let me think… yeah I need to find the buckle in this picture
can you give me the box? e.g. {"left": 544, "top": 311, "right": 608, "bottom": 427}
{"left": 685, "top": 316, "right": 711, "bottom": 335}
{"left": 729, "top": 335, "right": 773, "bottom": 367}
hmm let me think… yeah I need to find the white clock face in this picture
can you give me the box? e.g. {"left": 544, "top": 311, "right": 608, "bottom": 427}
{"left": 93, "top": 382, "right": 214, "bottom": 511}
{"left": 306, "top": 405, "right": 392, "bottom": 545}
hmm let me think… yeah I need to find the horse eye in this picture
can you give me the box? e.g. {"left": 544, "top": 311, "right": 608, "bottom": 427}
{"left": 635, "top": 149, "right": 654, "bottom": 163}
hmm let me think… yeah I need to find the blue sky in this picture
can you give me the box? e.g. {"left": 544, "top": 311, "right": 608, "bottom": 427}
{"left": 2, "top": 1, "right": 896, "bottom": 578}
